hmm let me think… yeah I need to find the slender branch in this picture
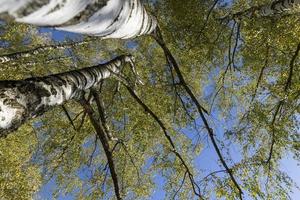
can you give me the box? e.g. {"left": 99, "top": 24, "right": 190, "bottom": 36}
{"left": 188, "top": 0, "right": 220, "bottom": 50}
{"left": 61, "top": 105, "right": 77, "bottom": 131}
{"left": 285, "top": 42, "right": 300, "bottom": 91}
{"left": 7, "top": 55, "right": 70, "bottom": 67}
{"left": 200, "top": 170, "right": 227, "bottom": 183}
{"left": 72, "top": 110, "right": 85, "bottom": 121}
{"left": 226, "top": 21, "right": 236, "bottom": 73}
{"left": 91, "top": 89, "right": 118, "bottom": 141}
{"left": 238, "top": 46, "right": 270, "bottom": 128}
{"left": 0, "top": 38, "right": 96, "bottom": 63}
{"left": 209, "top": 85, "right": 224, "bottom": 113}
{"left": 232, "top": 22, "right": 241, "bottom": 70}
{"left": 79, "top": 98, "right": 122, "bottom": 200}
{"left": 252, "top": 46, "right": 270, "bottom": 102}
{"left": 219, "top": 5, "right": 259, "bottom": 21}
{"left": 120, "top": 142, "right": 141, "bottom": 181}
{"left": 46, "top": 130, "right": 78, "bottom": 182}
{"left": 77, "top": 111, "right": 87, "bottom": 131}
{"left": 266, "top": 42, "right": 300, "bottom": 164}
{"left": 88, "top": 136, "right": 98, "bottom": 167}
{"left": 152, "top": 27, "right": 243, "bottom": 199}
{"left": 167, "top": 63, "right": 198, "bottom": 127}
{"left": 120, "top": 82, "right": 203, "bottom": 199}
{"left": 173, "top": 171, "right": 188, "bottom": 199}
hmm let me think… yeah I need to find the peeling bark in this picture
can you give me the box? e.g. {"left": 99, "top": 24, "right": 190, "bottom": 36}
{"left": 0, "top": 0, "right": 157, "bottom": 39}
{"left": 0, "top": 55, "right": 133, "bottom": 137}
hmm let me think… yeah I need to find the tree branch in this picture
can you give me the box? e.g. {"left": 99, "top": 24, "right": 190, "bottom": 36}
{"left": 252, "top": 46, "right": 270, "bottom": 102}
{"left": 91, "top": 88, "right": 118, "bottom": 141}
{"left": 152, "top": 27, "right": 243, "bottom": 199}
{"left": 220, "top": 0, "right": 300, "bottom": 21}
{"left": 61, "top": 105, "right": 77, "bottom": 131}
{"left": 79, "top": 98, "right": 122, "bottom": 200}
{"left": 173, "top": 171, "right": 188, "bottom": 199}
{"left": 120, "top": 81, "right": 203, "bottom": 199}
{"left": 266, "top": 42, "right": 300, "bottom": 165}
{"left": 188, "top": 0, "right": 220, "bottom": 50}
{"left": 285, "top": 42, "right": 300, "bottom": 91}
{"left": 0, "top": 38, "right": 95, "bottom": 63}
{"left": 88, "top": 136, "right": 98, "bottom": 167}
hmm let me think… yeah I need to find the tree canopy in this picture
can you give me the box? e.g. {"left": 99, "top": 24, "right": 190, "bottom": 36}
{"left": 0, "top": 0, "right": 299, "bottom": 199}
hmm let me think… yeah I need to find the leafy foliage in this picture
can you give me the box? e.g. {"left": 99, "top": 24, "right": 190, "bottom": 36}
{"left": 0, "top": 0, "right": 299, "bottom": 199}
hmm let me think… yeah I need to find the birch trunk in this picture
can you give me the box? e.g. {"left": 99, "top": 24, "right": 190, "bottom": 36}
{"left": 259, "top": 0, "right": 300, "bottom": 16}
{"left": 0, "top": 0, "right": 157, "bottom": 39}
{"left": 0, "top": 55, "right": 132, "bottom": 137}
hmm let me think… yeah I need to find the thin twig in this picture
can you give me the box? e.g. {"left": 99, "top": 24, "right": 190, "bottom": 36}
{"left": 188, "top": 0, "right": 220, "bottom": 50}
{"left": 173, "top": 171, "right": 188, "bottom": 199}
{"left": 61, "top": 105, "right": 77, "bottom": 131}
{"left": 88, "top": 136, "right": 98, "bottom": 167}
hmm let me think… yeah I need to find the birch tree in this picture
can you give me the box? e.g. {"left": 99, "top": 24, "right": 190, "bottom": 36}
{"left": 0, "top": 55, "right": 134, "bottom": 136}
{"left": 0, "top": 2, "right": 244, "bottom": 198}
{"left": 0, "top": 0, "right": 299, "bottom": 200}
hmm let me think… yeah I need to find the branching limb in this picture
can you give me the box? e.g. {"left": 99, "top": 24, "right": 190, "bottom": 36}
{"left": 266, "top": 42, "right": 300, "bottom": 165}
{"left": 200, "top": 170, "right": 227, "bottom": 184}
{"left": 226, "top": 21, "right": 236, "bottom": 73}
{"left": 112, "top": 73, "right": 203, "bottom": 198}
{"left": 285, "top": 43, "right": 300, "bottom": 91}
{"left": 264, "top": 43, "right": 300, "bottom": 193}
{"left": 79, "top": 98, "right": 122, "bottom": 200}
{"left": 46, "top": 130, "right": 78, "bottom": 182}
{"left": 0, "top": 38, "right": 96, "bottom": 63}
{"left": 252, "top": 46, "right": 270, "bottom": 102}
{"left": 237, "top": 46, "right": 270, "bottom": 129}
{"left": 231, "top": 22, "right": 241, "bottom": 70}
{"left": 77, "top": 111, "right": 87, "bottom": 131}
{"left": 152, "top": 27, "right": 243, "bottom": 199}
{"left": 61, "top": 105, "right": 77, "bottom": 131}
{"left": 173, "top": 171, "right": 188, "bottom": 199}
{"left": 188, "top": 0, "right": 220, "bottom": 50}
{"left": 7, "top": 55, "right": 70, "bottom": 67}
{"left": 124, "top": 87, "right": 203, "bottom": 198}
{"left": 219, "top": 5, "right": 260, "bottom": 22}
{"left": 88, "top": 136, "right": 98, "bottom": 167}
{"left": 166, "top": 63, "right": 198, "bottom": 128}
{"left": 91, "top": 88, "right": 118, "bottom": 141}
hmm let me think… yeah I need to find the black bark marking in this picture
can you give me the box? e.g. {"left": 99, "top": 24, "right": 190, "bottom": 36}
{"left": 0, "top": 55, "right": 131, "bottom": 136}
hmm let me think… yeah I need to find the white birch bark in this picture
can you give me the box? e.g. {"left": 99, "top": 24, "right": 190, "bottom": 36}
{"left": 0, "top": 0, "right": 157, "bottom": 39}
{"left": 0, "top": 55, "right": 133, "bottom": 136}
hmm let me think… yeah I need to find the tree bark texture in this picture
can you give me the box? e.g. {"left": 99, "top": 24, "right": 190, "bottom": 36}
{"left": 0, "top": 0, "right": 157, "bottom": 39}
{"left": 0, "top": 55, "right": 133, "bottom": 136}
